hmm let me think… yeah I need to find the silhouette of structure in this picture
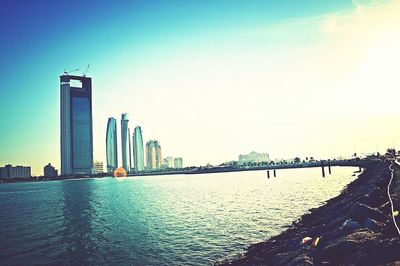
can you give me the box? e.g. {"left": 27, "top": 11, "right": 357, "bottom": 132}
{"left": 60, "top": 74, "right": 93, "bottom": 175}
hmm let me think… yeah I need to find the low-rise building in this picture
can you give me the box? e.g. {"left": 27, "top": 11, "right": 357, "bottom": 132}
{"left": 44, "top": 163, "right": 58, "bottom": 177}
{"left": 238, "top": 151, "right": 270, "bottom": 165}
{"left": 93, "top": 161, "right": 104, "bottom": 174}
{"left": 174, "top": 157, "right": 183, "bottom": 169}
{"left": 162, "top": 157, "right": 174, "bottom": 168}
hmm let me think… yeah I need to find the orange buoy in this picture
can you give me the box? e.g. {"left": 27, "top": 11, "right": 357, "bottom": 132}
{"left": 113, "top": 167, "right": 127, "bottom": 177}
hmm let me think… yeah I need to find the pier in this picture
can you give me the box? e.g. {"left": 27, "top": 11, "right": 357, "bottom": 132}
{"left": 126, "top": 158, "right": 380, "bottom": 178}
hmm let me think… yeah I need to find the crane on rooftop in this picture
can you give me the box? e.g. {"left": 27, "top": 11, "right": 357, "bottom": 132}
{"left": 83, "top": 64, "right": 90, "bottom": 77}
{"left": 63, "top": 68, "right": 79, "bottom": 75}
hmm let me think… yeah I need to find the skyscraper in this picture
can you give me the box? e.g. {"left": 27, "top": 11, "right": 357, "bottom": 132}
{"left": 121, "top": 113, "right": 131, "bottom": 172}
{"left": 106, "top": 117, "right": 118, "bottom": 173}
{"left": 145, "top": 140, "right": 162, "bottom": 170}
{"left": 133, "top": 126, "right": 145, "bottom": 172}
{"left": 129, "top": 127, "right": 133, "bottom": 171}
{"left": 60, "top": 74, "right": 93, "bottom": 175}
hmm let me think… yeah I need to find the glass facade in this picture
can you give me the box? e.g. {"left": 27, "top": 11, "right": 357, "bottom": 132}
{"left": 133, "top": 126, "right": 145, "bottom": 172}
{"left": 60, "top": 75, "right": 93, "bottom": 175}
{"left": 72, "top": 97, "right": 92, "bottom": 171}
{"left": 106, "top": 117, "right": 118, "bottom": 173}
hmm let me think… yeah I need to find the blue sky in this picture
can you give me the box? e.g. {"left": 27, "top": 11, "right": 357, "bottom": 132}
{"left": 1, "top": 0, "right": 399, "bottom": 175}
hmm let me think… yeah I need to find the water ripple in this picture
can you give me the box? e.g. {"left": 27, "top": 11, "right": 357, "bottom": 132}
{"left": 0, "top": 167, "right": 356, "bottom": 265}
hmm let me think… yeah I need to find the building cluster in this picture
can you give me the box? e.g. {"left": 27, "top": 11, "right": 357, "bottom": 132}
{"left": 106, "top": 113, "right": 183, "bottom": 174}
{"left": 0, "top": 164, "right": 31, "bottom": 179}
{"left": 58, "top": 73, "right": 183, "bottom": 175}
{"left": 162, "top": 157, "right": 183, "bottom": 169}
{"left": 238, "top": 151, "right": 270, "bottom": 165}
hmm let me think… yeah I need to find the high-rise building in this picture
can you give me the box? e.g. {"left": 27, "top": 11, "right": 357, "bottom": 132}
{"left": 133, "top": 126, "right": 145, "bottom": 172}
{"left": 156, "top": 143, "right": 162, "bottom": 169}
{"left": 106, "top": 117, "right": 118, "bottom": 173}
{"left": 146, "top": 141, "right": 156, "bottom": 170}
{"left": 174, "top": 157, "right": 183, "bottom": 169}
{"left": 0, "top": 164, "right": 31, "bottom": 178}
{"left": 121, "top": 113, "right": 131, "bottom": 172}
{"left": 44, "top": 163, "right": 58, "bottom": 177}
{"left": 129, "top": 128, "right": 133, "bottom": 171}
{"left": 60, "top": 74, "right": 93, "bottom": 175}
{"left": 93, "top": 161, "right": 104, "bottom": 174}
{"left": 145, "top": 140, "right": 162, "bottom": 170}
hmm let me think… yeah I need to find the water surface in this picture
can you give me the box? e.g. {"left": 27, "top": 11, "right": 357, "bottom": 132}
{"left": 0, "top": 167, "right": 357, "bottom": 265}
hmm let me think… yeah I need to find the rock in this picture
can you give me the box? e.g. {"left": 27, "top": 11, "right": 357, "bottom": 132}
{"left": 346, "top": 229, "right": 380, "bottom": 244}
{"left": 319, "top": 236, "right": 353, "bottom": 262}
{"left": 362, "top": 218, "right": 382, "bottom": 232}
{"left": 341, "top": 219, "right": 362, "bottom": 231}
{"left": 379, "top": 201, "right": 391, "bottom": 215}
{"left": 289, "top": 255, "right": 314, "bottom": 266}
{"left": 366, "top": 238, "right": 400, "bottom": 265}
{"left": 319, "top": 229, "right": 380, "bottom": 263}
{"left": 349, "top": 202, "right": 387, "bottom": 223}
{"left": 359, "top": 187, "right": 383, "bottom": 207}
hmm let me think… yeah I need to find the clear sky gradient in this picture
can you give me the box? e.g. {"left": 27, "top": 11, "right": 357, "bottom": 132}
{"left": 1, "top": 0, "right": 399, "bottom": 175}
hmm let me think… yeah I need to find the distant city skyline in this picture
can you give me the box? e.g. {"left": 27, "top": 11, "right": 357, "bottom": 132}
{"left": 1, "top": 1, "right": 400, "bottom": 175}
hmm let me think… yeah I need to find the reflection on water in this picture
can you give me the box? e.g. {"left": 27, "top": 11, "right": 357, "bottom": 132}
{"left": 60, "top": 180, "right": 98, "bottom": 264}
{"left": 0, "top": 167, "right": 357, "bottom": 265}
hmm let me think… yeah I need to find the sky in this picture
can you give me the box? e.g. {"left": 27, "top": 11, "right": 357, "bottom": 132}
{"left": 1, "top": 0, "right": 399, "bottom": 175}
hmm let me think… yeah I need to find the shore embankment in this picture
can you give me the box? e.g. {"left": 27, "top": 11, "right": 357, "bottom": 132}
{"left": 221, "top": 160, "right": 400, "bottom": 265}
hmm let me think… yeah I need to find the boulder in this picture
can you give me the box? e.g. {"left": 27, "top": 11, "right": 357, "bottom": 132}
{"left": 289, "top": 255, "right": 314, "bottom": 266}
{"left": 359, "top": 187, "right": 384, "bottom": 207}
{"left": 349, "top": 202, "right": 387, "bottom": 223}
{"left": 378, "top": 201, "right": 391, "bottom": 215}
{"left": 319, "top": 229, "right": 379, "bottom": 263}
{"left": 341, "top": 219, "right": 362, "bottom": 231}
{"left": 362, "top": 218, "right": 382, "bottom": 232}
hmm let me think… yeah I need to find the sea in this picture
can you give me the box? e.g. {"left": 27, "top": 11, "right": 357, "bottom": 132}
{"left": 0, "top": 167, "right": 357, "bottom": 265}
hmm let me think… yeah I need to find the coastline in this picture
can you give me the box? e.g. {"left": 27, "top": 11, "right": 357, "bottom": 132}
{"left": 0, "top": 158, "right": 369, "bottom": 184}
{"left": 220, "top": 160, "right": 400, "bottom": 265}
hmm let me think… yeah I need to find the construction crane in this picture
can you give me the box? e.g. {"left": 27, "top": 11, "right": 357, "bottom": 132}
{"left": 63, "top": 68, "right": 79, "bottom": 75}
{"left": 83, "top": 64, "right": 90, "bottom": 77}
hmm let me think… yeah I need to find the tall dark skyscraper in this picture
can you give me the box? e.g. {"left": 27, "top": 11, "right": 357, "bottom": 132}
{"left": 133, "top": 126, "right": 145, "bottom": 172}
{"left": 60, "top": 74, "right": 93, "bottom": 175}
{"left": 121, "top": 113, "right": 131, "bottom": 172}
{"left": 106, "top": 117, "right": 118, "bottom": 173}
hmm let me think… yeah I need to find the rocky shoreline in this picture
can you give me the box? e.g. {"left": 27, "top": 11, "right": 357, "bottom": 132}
{"left": 221, "top": 160, "right": 400, "bottom": 265}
